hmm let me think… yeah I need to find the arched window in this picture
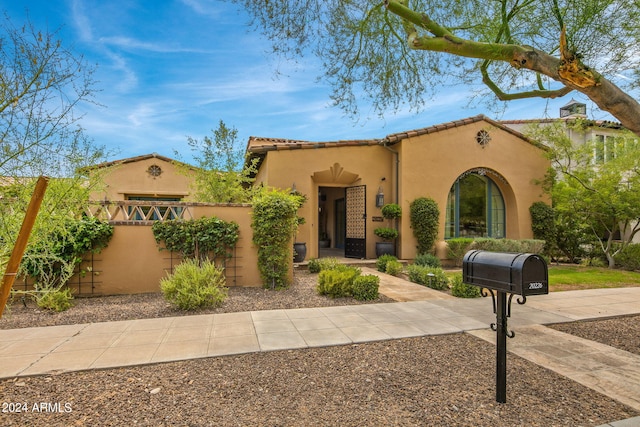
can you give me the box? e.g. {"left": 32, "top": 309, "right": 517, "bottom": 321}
{"left": 445, "top": 173, "right": 505, "bottom": 239}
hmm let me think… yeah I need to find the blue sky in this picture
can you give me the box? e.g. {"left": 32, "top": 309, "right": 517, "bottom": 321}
{"left": 4, "top": 0, "right": 613, "bottom": 164}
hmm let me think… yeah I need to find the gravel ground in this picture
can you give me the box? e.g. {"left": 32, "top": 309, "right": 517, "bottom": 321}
{"left": 1, "top": 271, "right": 639, "bottom": 426}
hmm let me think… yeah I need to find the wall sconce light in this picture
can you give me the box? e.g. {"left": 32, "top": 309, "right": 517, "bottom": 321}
{"left": 376, "top": 186, "right": 384, "bottom": 208}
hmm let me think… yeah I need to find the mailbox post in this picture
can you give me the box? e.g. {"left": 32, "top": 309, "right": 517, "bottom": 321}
{"left": 462, "top": 250, "right": 548, "bottom": 403}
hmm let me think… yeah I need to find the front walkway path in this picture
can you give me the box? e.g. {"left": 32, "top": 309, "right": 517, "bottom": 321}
{"left": 1, "top": 273, "right": 640, "bottom": 425}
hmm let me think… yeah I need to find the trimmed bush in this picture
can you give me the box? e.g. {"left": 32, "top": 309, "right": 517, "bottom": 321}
{"left": 308, "top": 257, "right": 342, "bottom": 273}
{"left": 316, "top": 266, "right": 361, "bottom": 298}
{"left": 160, "top": 259, "right": 228, "bottom": 310}
{"left": 413, "top": 253, "right": 441, "bottom": 268}
{"left": 449, "top": 274, "right": 481, "bottom": 298}
{"left": 446, "top": 238, "right": 474, "bottom": 267}
{"left": 406, "top": 265, "right": 449, "bottom": 290}
{"left": 376, "top": 254, "right": 398, "bottom": 272}
{"left": 385, "top": 260, "right": 403, "bottom": 276}
{"left": 36, "top": 287, "right": 74, "bottom": 312}
{"left": 410, "top": 197, "right": 440, "bottom": 254}
{"left": 351, "top": 275, "right": 380, "bottom": 301}
{"left": 615, "top": 244, "right": 640, "bottom": 271}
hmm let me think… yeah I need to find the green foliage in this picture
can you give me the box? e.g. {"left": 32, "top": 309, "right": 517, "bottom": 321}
{"left": 381, "top": 203, "right": 401, "bottom": 219}
{"left": 373, "top": 227, "right": 398, "bottom": 241}
{"left": 449, "top": 274, "right": 482, "bottom": 298}
{"left": 19, "top": 217, "right": 114, "bottom": 289}
{"left": 472, "top": 238, "right": 545, "bottom": 254}
{"left": 351, "top": 275, "right": 380, "bottom": 301}
{"left": 316, "top": 266, "right": 361, "bottom": 298}
{"left": 413, "top": 253, "right": 441, "bottom": 268}
{"left": 160, "top": 258, "right": 228, "bottom": 310}
{"left": 446, "top": 238, "right": 475, "bottom": 267}
{"left": 410, "top": 197, "right": 440, "bottom": 254}
{"left": 36, "top": 287, "right": 74, "bottom": 312}
{"left": 406, "top": 265, "right": 449, "bottom": 290}
{"left": 529, "top": 202, "right": 556, "bottom": 255}
{"left": 251, "top": 189, "right": 305, "bottom": 289}
{"left": 152, "top": 216, "right": 239, "bottom": 260}
{"left": 527, "top": 120, "right": 640, "bottom": 267}
{"left": 615, "top": 244, "right": 640, "bottom": 271}
{"left": 376, "top": 254, "right": 397, "bottom": 272}
{"left": 177, "top": 120, "right": 259, "bottom": 203}
{"left": 385, "top": 260, "right": 403, "bottom": 276}
{"left": 237, "top": 1, "right": 640, "bottom": 136}
{"left": 307, "top": 257, "right": 342, "bottom": 273}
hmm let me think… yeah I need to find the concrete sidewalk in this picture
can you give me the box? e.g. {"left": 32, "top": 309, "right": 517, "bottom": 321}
{"left": 1, "top": 279, "right": 640, "bottom": 423}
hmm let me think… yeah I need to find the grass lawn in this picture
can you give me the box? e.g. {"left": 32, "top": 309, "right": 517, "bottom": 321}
{"left": 549, "top": 265, "right": 640, "bottom": 291}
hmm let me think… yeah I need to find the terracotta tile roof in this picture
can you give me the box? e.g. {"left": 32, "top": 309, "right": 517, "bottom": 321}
{"left": 382, "top": 114, "right": 537, "bottom": 146}
{"left": 246, "top": 114, "right": 544, "bottom": 157}
{"left": 86, "top": 153, "right": 194, "bottom": 170}
{"left": 246, "top": 136, "right": 380, "bottom": 153}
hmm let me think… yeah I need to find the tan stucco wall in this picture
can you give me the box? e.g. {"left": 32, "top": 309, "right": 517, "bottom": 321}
{"left": 254, "top": 119, "right": 550, "bottom": 261}
{"left": 79, "top": 204, "right": 261, "bottom": 295}
{"left": 396, "top": 121, "right": 549, "bottom": 260}
{"left": 257, "top": 145, "right": 393, "bottom": 259}
{"left": 92, "top": 157, "right": 194, "bottom": 202}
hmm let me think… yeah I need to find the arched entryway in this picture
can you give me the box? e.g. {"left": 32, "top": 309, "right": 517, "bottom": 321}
{"left": 445, "top": 169, "right": 506, "bottom": 239}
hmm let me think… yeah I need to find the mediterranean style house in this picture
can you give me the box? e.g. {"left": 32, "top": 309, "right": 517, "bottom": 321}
{"left": 246, "top": 115, "right": 550, "bottom": 261}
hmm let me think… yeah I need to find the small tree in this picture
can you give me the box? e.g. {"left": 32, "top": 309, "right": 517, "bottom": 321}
{"left": 410, "top": 197, "right": 440, "bottom": 254}
{"left": 178, "top": 120, "right": 259, "bottom": 203}
{"left": 528, "top": 120, "right": 640, "bottom": 267}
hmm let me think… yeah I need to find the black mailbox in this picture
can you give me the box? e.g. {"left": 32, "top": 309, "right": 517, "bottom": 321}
{"left": 462, "top": 250, "right": 548, "bottom": 296}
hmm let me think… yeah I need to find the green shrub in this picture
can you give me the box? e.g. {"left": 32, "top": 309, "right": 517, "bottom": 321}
{"left": 472, "top": 238, "right": 545, "bottom": 254}
{"left": 36, "top": 287, "right": 74, "bottom": 312}
{"left": 449, "top": 274, "right": 481, "bottom": 298}
{"left": 385, "top": 260, "right": 403, "bottom": 276}
{"left": 406, "top": 265, "right": 449, "bottom": 290}
{"left": 374, "top": 227, "right": 398, "bottom": 240}
{"left": 381, "top": 203, "right": 402, "bottom": 219}
{"left": 308, "top": 257, "right": 342, "bottom": 273}
{"left": 251, "top": 190, "right": 304, "bottom": 289}
{"left": 446, "top": 238, "right": 474, "bottom": 267}
{"left": 351, "top": 275, "right": 380, "bottom": 301}
{"left": 152, "top": 216, "right": 239, "bottom": 260}
{"left": 529, "top": 202, "right": 556, "bottom": 256}
{"left": 410, "top": 197, "right": 440, "bottom": 254}
{"left": 316, "top": 266, "right": 361, "bottom": 298}
{"left": 615, "top": 244, "right": 640, "bottom": 271}
{"left": 413, "top": 253, "right": 441, "bottom": 268}
{"left": 160, "top": 259, "right": 228, "bottom": 310}
{"left": 376, "top": 254, "right": 397, "bottom": 272}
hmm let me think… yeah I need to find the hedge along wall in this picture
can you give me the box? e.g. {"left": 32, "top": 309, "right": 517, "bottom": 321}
{"left": 71, "top": 203, "right": 261, "bottom": 295}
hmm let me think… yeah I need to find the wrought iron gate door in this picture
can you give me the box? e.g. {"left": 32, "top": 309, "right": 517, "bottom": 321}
{"left": 345, "top": 185, "right": 366, "bottom": 258}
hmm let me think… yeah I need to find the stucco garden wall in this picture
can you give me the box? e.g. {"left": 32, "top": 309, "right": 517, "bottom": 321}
{"left": 75, "top": 204, "right": 261, "bottom": 295}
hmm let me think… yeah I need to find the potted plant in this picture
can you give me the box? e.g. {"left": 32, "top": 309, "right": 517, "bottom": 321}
{"left": 319, "top": 231, "right": 331, "bottom": 248}
{"left": 292, "top": 191, "right": 308, "bottom": 263}
{"left": 375, "top": 203, "right": 401, "bottom": 257}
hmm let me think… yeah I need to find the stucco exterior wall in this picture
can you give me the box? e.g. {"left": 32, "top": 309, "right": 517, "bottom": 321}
{"left": 92, "top": 156, "right": 194, "bottom": 202}
{"left": 258, "top": 145, "right": 393, "bottom": 259}
{"left": 396, "top": 121, "right": 549, "bottom": 259}
{"left": 250, "top": 118, "right": 550, "bottom": 261}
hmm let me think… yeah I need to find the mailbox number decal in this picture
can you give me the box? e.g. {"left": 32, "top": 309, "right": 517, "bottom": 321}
{"left": 528, "top": 282, "right": 544, "bottom": 290}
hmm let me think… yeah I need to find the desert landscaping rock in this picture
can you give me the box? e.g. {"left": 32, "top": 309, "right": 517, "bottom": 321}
{"left": 1, "top": 271, "right": 639, "bottom": 426}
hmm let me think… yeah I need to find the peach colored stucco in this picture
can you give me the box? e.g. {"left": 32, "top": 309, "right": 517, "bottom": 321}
{"left": 248, "top": 116, "right": 550, "bottom": 261}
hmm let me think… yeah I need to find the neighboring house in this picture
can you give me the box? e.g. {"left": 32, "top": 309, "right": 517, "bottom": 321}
{"left": 246, "top": 115, "right": 550, "bottom": 261}
{"left": 88, "top": 153, "right": 195, "bottom": 203}
{"left": 502, "top": 99, "right": 640, "bottom": 244}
